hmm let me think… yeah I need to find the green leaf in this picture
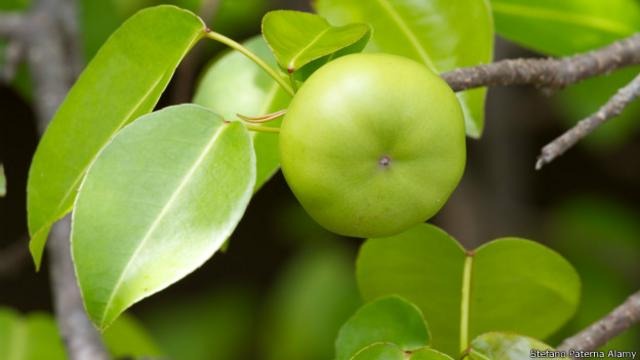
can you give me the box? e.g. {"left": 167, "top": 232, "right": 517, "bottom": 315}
{"left": 352, "top": 344, "right": 454, "bottom": 360}
{"left": 351, "top": 343, "right": 405, "bottom": 360}
{"left": 490, "top": 0, "right": 640, "bottom": 56}
{"left": 103, "top": 313, "right": 162, "bottom": 358}
{"left": 357, "top": 224, "right": 580, "bottom": 356}
{"left": 0, "top": 308, "right": 66, "bottom": 360}
{"left": 261, "top": 245, "right": 361, "bottom": 360}
{"left": 0, "top": 163, "right": 5, "bottom": 197}
{"left": 194, "top": 36, "right": 291, "bottom": 190}
{"left": 262, "top": 10, "right": 370, "bottom": 74}
{"left": 336, "top": 296, "right": 430, "bottom": 360}
{"left": 72, "top": 104, "right": 256, "bottom": 329}
{"left": 27, "top": 5, "right": 205, "bottom": 269}
{"left": 469, "top": 333, "right": 570, "bottom": 360}
{"left": 411, "top": 348, "right": 455, "bottom": 360}
{"left": 314, "top": 0, "right": 494, "bottom": 137}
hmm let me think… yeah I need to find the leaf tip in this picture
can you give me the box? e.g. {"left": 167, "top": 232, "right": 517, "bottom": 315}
{"left": 28, "top": 228, "right": 49, "bottom": 271}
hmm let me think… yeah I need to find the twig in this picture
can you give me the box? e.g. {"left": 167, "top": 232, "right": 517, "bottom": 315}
{"left": 0, "top": 13, "right": 26, "bottom": 37}
{"left": 442, "top": 34, "right": 640, "bottom": 92}
{"left": 2, "top": 40, "right": 25, "bottom": 82}
{"left": 558, "top": 290, "right": 640, "bottom": 351}
{"left": 49, "top": 217, "right": 109, "bottom": 360}
{"left": 0, "top": 0, "right": 110, "bottom": 359}
{"left": 536, "top": 73, "right": 640, "bottom": 169}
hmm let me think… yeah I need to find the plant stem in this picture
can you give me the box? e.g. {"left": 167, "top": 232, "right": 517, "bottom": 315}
{"left": 205, "top": 30, "right": 295, "bottom": 96}
{"left": 237, "top": 109, "right": 287, "bottom": 123}
{"left": 460, "top": 255, "right": 473, "bottom": 353}
{"left": 289, "top": 71, "right": 299, "bottom": 92}
{"left": 244, "top": 124, "right": 281, "bottom": 134}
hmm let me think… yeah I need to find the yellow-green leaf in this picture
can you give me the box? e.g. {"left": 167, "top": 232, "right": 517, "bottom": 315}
{"left": 194, "top": 36, "right": 291, "bottom": 190}
{"left": 336, "top": 296, "right": 430, "bottom": 360}
{"left": 469, "top": 333, "right": 570, "bottom": 360}
{"left": 357, "top": 224, "right": 580, "bottom": 356}
{"left": 0, "top": 308, "right": 66, "bottom": 360}
{"left": 72, "top": 105, "right": 255, "bottom": 329}
{"left": 27, "top": 5, "right": 205, "bottom": 269}
{"left": 491, "top": 0, "right": 640, "bottom": 56}
{"left": 262, "top": 10, "right": 370, "bottom": 74}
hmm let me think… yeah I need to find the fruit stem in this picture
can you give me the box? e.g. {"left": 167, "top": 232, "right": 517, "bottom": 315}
{"left": 237, "top": 109, "right": 287, "bottom": 123}
{"left": 288, "top": 72, "right": 299, "bottom": 92}
{"left": 205, "top": 30, "right": 295, "bottom": 96}
{"left": 244, "top": 124, "right": 281, "bottom": 134}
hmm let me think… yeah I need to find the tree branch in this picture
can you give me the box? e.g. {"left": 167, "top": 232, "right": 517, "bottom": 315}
{"left": 558, "top": 290, "right": 640, "bottom": 352}
{"left": 442, "top": 34, "right": 640, "bottom": 92}
{"left": 1, "top": 0, "right": 109, "bottom": 359}
{"left": 536, "top": 72, "right": 640, "bottom": 169}
{"left": 0, "top": 13, "right": 26, "bottom": 38}
{"left": 49, "top": 217, "right": 109, "bottom": 360}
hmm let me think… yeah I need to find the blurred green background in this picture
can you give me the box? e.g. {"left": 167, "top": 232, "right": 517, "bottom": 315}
{"left": 0, "top": 0, "right": 639, "bottom": 359}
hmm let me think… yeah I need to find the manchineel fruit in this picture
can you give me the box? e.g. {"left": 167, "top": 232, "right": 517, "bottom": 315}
{"left": 279, "top": 53, "right": 466, "bottom": 238}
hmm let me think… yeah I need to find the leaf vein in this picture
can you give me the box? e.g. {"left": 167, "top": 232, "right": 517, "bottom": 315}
{"left": 99, "top": 122, "right": 229, "bottom": 325}
{"left": 287, "top": 27, "right": 332, "bottom": 71}
{"left": 373, "top": 0, "right": 435, "bottom": 69}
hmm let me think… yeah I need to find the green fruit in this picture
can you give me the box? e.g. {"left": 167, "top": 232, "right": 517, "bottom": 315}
{"left": 280, "top": 53, "right": 465, "bottom": 238}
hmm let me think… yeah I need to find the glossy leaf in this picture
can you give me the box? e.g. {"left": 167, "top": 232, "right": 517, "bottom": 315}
{"left": 491, "top": 0, "right": 640, "bottom": 56}
{"left": 336, "top": 296, "right": 430, "bottom": 360}
{"left": 469, "top": 333, "right": 569, "bottom": 360}
{"left": 314, "top": 0, "right": 494, "bottom": 137}
{"left": 262, "top": 10, "right": 370, "bottom": 73}
{"left": 411, "top": 348, "right": 455, "bottom": 360}
{"left": 357, "top": 224, "right": 580, "bottom": 356}
{"left": 352, "top": 343, "right": 405, "bottom": 360}
{"left": 27, "top": 5, "right": 205, "bottom": 268}
{"left": 0, "top": 163, "right": 5, "bottom": 197}
{"left": 0, "top": 308, "right": 66, "bottom": 360}
{"left": 261, "top": 245, "right": 360, "bottom": 360}
{"left": 72, "top": 104, "right": 256, "bottom": 329}
{"left": 103, "top": 314, "right": 162, "bottom": 358}
{"left": 78, "top": 0, "right": 267, "bottom": 61}
{"left": 352, "top": 344, "right": 454, "bottom": 360}
{"left": 194, "top": 36, "right": 291, "bottom": 190}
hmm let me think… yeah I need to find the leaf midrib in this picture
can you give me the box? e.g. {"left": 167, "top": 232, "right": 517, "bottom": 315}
{"left": 99, "top": 122, "right": 229, "bottom": 326}
{"left": 287, "top": 27, "right": 332, "bottom": 71}
{"left": 30, "top": 26, "right": 205, "bottom": 252}
{"left": 53, "top": 73, "right": 168, "bottom": 221}
{"left": 492, "top": 2, "right": 636, "bottom": 36}
{"left": 372, "top": 0, "right": 436, "bottom": 70}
